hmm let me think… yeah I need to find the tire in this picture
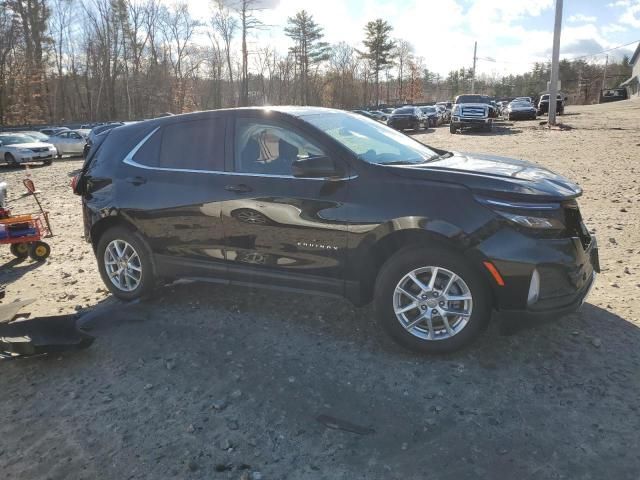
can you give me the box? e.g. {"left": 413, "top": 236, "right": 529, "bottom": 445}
{"left": 96, "top": 226, "right": 156, "bottom": 300}
{"left": 28, "top": 241, "right": 50, "bottom": 261}
{"left": 5, "top": 153, "right": 18, "bottom": 167}
{"left": 374, "top": 246, "right": 491, "bottom": 353}
{"left": 449, "top": 125, "right": 457, "bottom": 134}
{"left": 10, "top": 243, "right": 29, "bottom": 258}
{"left": 43, "top": 159, "right": 52, "bottom": 166}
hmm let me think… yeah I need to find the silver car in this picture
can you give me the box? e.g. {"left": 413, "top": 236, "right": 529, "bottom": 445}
{"left": 49, "top": 129, "right": 89, "bottom": 156}
{"left": 0, "top": 133, "right": 57, "bottom": 166}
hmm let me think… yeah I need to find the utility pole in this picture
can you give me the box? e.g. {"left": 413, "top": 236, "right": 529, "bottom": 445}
{"left": 602, "top": 54, "right": 609, "bottom": 91}
{"left": 548, "top": 0, "right": 563, "bottom": 126}
{"left": 471, "top": 41, "right": 477, "bottom": 94}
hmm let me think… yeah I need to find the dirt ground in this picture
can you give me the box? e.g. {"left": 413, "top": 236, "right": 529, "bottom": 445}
{"left": 1, "top": 99, "right": 639, "bottom": 480}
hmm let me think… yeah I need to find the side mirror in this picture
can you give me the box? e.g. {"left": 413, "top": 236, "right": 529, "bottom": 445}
{"left": 292, "top": 156, "right": 341, "bottom": 179}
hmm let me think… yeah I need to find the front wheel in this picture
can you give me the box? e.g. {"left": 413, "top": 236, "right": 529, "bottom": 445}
{"left": 96, "top": 226, "right": 155, "bottom": 300}
{"left": 5, "top": 153, "right": 18, "bottom": 167}
{"left": 29, "top": 241, "right": 51, "bottom": 261}
{"left": 449, "top": 125, "right": 457, "bottom": 134}
{"left": 374, "top": 247, "right": 491, "bottom": 353}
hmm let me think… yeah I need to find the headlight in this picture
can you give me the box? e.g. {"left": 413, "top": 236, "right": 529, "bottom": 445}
{"left": 452, "top": 106, "right": 460, "bottom": 115}
{"left": 475, "top": 196, "right": 564, "bottom": 230}
{"left": 497, "top": 211, "right": 562, "bottom": 229}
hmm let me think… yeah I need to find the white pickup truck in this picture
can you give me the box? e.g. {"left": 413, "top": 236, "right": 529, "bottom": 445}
{"left": 450, "top": 94, "right": 494, "bottom": 134}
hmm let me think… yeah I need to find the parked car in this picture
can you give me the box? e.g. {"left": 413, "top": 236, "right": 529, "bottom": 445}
{"left": 420, "top": 106, "right": 440, "bottom": 127}
{"left": 40, "top": 127, "right": 70, "bottom": 136}
{"left": 387, "top": 106, "right": 427, "bottom": 131}
{"left": 73, "top": 107, "right": 599, "bottom": 353}
{"left": 369, "top": 110, "right": 389, "bottom": 122}
{"left": 505, "top": 101, "right": 537, "bottom": 120}
{"left": 538, "top": 94, "right": 565, "bottom": 115}
{"left": 599, "top": 88, "right": 628, "bottom": 103}
{"left": 435, "top": 105, "right": 451, "bottom": 124}
{"left": 49, "top": 129, "right": 89, "bottom": 157}
{"left": 16, "top": 130, "right": 50, "bottom": 142}
{"left": 0, "top": 133, "right": 56, "bottom": 166}
{"left": 514, "top": 96, "right": 533, "bottom": 104}
{"left": 450, "top": 95, "right": 493, "bottom": 133}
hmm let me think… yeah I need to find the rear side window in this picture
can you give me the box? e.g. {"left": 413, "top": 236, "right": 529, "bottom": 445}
{"left": 134, "top": 118, "right": 225, "bottom": 171}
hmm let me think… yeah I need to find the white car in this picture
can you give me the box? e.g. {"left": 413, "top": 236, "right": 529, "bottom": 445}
{"left": 49, "top": 129, "right": 89, "bottom": 156}
{"left": 0, "top": 134, "right": 57, "bottom": 166}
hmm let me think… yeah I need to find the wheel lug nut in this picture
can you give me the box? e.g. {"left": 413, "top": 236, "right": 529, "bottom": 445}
{"left": 421, "top": 295, "right": 428, "bottom": 299}
{"left": 432, "top": 309, "right": 438, "bottom": 314}
{"left": 439, "top": 301, "right": 445, "bottom": 306}
{"left": 421, "top": 305, "right": 427, "bottom": 310}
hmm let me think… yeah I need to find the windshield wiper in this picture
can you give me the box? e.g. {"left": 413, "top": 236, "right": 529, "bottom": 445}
{"left": 380, "top": 160, "right": 423, "bottom": 165}
{"left": 427, "top": 151, "right": 454, "bottom": 162}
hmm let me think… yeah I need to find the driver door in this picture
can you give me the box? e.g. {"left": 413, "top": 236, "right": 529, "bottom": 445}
{"left": 221, "top": 114, "right": 351, "bottom": 296}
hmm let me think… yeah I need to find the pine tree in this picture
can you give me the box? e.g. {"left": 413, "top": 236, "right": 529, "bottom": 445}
{"left": 284, "top": 10, "right": 329, "bottom": 105}
{"left": 362, "top": 19, "right": 394, "bottom": 106}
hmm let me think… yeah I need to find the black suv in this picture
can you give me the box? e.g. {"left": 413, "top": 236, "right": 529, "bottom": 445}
{"left": 74, "top": 107, "right": 599, "bottom": 353}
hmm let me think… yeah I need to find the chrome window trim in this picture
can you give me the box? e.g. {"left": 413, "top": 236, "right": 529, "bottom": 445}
{"left": 122, "top": 126, "right": 355, "bottom": 181}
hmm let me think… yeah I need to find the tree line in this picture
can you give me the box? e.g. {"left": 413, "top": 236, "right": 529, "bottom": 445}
{"left": 0, "top": 0, "right": 633, "bottom": 126}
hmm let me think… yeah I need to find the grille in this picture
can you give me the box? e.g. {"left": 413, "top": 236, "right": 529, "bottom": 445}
{"left": 30, "top": 147, "right": 48, "bottom": 153}
{"left": 461, "top": 106, "right": 486, "bottom": 117}
{"left": 564, "top": 203, "right": 591, "bottom": 250}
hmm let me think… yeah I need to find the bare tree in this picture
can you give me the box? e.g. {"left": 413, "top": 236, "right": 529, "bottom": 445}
{"left": 212, "top": 0, "right": 237, "bottom": 105}
{"left": 234, "top": 0, "right": 262, "bottom": 106}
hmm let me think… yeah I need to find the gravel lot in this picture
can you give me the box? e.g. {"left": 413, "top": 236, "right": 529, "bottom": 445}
{"left": 1, "top": 99, "right": 639, "bottom": 480}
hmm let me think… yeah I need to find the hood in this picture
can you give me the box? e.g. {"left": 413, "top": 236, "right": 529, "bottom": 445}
{"left": 509, "top": 104, "right": 535, "bottom": 111}
{"left": 384, "top": 151, "right": 582, "bottom": 201}
{"left": 6, "top": 142, "right": 54, "bottom": 149}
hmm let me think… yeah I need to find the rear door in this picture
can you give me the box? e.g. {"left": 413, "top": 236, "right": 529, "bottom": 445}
{"left": 221, "top": 113, "right": 351, "bottom": 296}
{"left": 118, "top": 116, "right": 230, "bottom": 276}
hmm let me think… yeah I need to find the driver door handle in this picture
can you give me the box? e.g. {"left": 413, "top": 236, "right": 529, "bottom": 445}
{"left": 225, "top": 184, "right": 252, "bottom": 193}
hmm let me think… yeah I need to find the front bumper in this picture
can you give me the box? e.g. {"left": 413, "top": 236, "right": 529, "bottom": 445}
{"left": 508, "top": 110, "right": 536, "bottom": 119}
{"left": 15, "top": 152, "right": 55, "bottom": 163}
{"left": 473, "top": 227, "right": 599, "bottom": 319}
{"left": 452, "top": 117, "right": 491, "bottom": 126}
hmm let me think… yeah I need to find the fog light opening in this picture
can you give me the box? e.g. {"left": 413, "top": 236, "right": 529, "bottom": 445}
{"left": 527, "top": 269, "right": 540, "bottom": 306}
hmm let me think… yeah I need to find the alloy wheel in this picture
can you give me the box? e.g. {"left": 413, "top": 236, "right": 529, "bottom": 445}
{"left": 104, "top": 239, "right": 143, "bottom": 292}
{"left": 393, "top": 266, "right": 473, "bottom": 341}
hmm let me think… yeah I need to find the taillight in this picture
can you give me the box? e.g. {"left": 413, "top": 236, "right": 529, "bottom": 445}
{"left": 71, "top": 174, "right": 81, "bottom": 195}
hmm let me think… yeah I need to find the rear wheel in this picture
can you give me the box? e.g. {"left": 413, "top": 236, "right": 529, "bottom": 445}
{"left": 96, "top": 226, "right": 155, "bottom": 300}
{"left": 10, "top": 243, "right": 29, "bottom": 258}
{"left": 374, "top": 246, "right": 491, "bottom": 353}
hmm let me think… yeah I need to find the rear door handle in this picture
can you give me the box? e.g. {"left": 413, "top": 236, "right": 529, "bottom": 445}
{"left": 125, "top": 176, "right": 147, "bottom": 186}
{"left": 225, "top": 184, "right": 252, "bottom": 193}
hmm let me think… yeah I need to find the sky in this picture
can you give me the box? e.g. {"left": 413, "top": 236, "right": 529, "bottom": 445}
{"left": 179, "top": 0, "right": 640, "bottom": 76}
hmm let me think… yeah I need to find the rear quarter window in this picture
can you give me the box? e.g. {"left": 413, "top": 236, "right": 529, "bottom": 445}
{"left": 158, "top": 118, "right": 225, "bottom": 171}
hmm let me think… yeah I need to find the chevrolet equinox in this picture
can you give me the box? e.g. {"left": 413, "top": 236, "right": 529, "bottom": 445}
{"left": 73, "top": 107, "right": 599, "bottom": 353}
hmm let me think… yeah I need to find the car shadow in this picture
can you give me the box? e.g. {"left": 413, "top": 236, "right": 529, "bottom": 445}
{"left": 0, "top": 163, "right": 49, "bottom": 172}
{"left": 1, "top": 279, "right": 639, "bottom": 478}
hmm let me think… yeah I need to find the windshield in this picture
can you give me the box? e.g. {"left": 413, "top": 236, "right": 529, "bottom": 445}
{"left": 302, "top": 112, "right": 438, "bottom": 165}
{"left": 456, "top": 95, "right": 491, "bottom": 104}
{"left": 0, "top": 135, "right": 32, "bottom": 145}
{"left": 393, "top": 107, "right": 415, "bottom": 115}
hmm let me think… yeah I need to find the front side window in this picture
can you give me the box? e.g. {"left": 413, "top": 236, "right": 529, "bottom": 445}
{"left": 234, "top": 118, "right": 325, "bottom": 175}
{"left": 302, "top": 111, "right": 438, "bottom": 165}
